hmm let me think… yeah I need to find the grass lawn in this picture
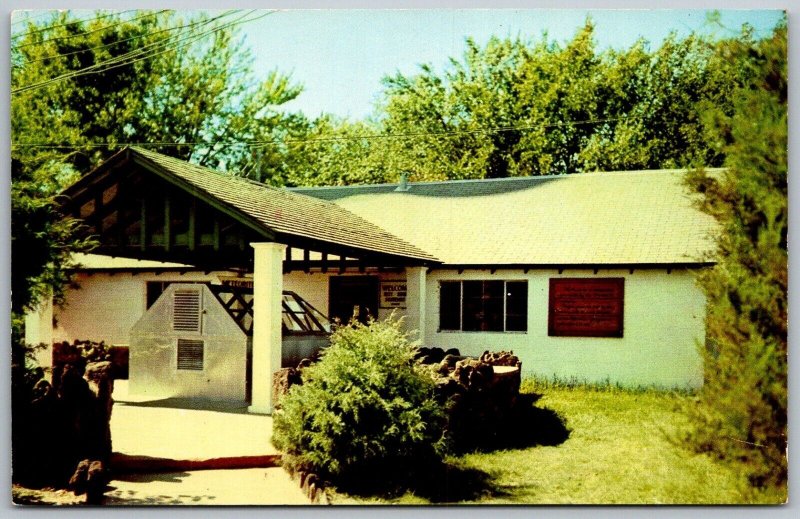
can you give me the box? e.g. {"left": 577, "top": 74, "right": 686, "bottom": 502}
{"left": 333, "top": 380, "right": 786, "bottom": 505}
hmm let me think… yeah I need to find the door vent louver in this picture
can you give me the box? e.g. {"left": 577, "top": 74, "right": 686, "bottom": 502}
{"left": 173, "top": 289, "right": 201, "bottom": 332}
{"left": 177, "top": 338, "right": 204, "bottom": 370}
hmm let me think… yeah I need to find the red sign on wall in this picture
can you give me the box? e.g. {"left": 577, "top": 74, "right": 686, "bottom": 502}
{"left": 548, "top": 278, "right": 624, "bottom": 337}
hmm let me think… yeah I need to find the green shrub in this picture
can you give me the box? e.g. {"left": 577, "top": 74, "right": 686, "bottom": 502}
{"left": 272, "top": 317, "right": 446, "bottom": 488}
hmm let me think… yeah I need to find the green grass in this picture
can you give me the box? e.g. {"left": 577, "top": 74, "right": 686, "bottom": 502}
{"left": 332, "top": 379, "right": 786, "bottom": 505}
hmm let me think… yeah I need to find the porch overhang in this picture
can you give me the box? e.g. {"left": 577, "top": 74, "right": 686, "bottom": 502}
{"left": 57, "top": 147, "right": 441, "bottom": 272}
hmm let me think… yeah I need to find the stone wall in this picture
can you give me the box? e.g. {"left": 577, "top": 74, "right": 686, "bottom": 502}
{"left": 12, "top": 341, "right": 115, "bottom": 504}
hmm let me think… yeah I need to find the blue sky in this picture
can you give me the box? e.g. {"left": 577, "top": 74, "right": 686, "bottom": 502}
{"left": 11, "top": 8, "right": 785, "bottom": 120}
{"left": 238, "top": 9, "right": 784, "bottom": 119}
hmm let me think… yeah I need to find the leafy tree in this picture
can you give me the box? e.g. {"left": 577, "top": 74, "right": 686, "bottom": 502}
{"left": 685, "top": 22, "right": 787, "bottom": 490}
{"left": 308, "top": 20, "right": 750, "bottom": 183}
{"left": 10, "top": 10, "right": 304, "bottom": 314}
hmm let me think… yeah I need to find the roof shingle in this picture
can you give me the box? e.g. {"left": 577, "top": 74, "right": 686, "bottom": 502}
{"left": 292, "top": 170, "right": 720, "bottom": 266}
{"left": 129, "top": 147, "right": 438, "bottom": 262}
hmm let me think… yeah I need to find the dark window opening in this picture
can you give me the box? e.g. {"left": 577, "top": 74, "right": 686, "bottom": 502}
{"left": 146, "top": 281, "right": 174, "bottom": 309}
{"left": 439, "top": 280, "right": 527, "bottom": 332}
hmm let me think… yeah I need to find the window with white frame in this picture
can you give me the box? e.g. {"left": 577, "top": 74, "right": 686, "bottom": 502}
{"left": 439, "top": 280, "right": 527, "bottom": 332}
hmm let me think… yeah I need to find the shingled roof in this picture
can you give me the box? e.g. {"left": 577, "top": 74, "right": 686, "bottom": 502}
{"left": 127, "top": 147, "right": 438, "bottom": 262}
{"left": 292, "top": 170, "right": 721, "bottom": 266}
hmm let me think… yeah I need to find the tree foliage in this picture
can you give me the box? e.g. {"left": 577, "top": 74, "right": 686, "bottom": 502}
{"left": 272, "top": 318, "right": 446, "bottom": 489}
{"left": 289, "top": 20, "right": 750, "bottom": 184}
{"left": 685, "top": 23, "right": 787, "bottom": 490}
{"left": 10, "top": 10, "right": 304, "bottom": 313}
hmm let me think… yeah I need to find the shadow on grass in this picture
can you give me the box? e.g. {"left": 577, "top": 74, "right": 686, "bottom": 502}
{"left": 334, "top": 396, "right": 568, "bottom": 503}
{"left": 448, "top": 393, "right": 570, "bottom": 454}
{"left": 335, "top": 459, "right": 504, "bottom": 503}
{"left": 506, "top": 393, "right": 571, "bottom": 448}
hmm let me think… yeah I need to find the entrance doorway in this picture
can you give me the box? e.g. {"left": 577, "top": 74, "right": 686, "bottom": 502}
{"left": 329, "top": 276, "right": 380, "bottom": 325}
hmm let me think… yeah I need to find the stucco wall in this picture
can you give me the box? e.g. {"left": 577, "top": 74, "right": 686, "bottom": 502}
{"left": 52, "top": 271, "right": 224, "bottom": 346}
{"left": 423, "top": 268, "right": 706, "bottom": 389}
{"left": 43, "top": 266, "right": 705, "bottom": 390}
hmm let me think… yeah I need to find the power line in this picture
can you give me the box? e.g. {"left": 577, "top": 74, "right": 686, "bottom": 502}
{"left": 11, "top": 116, "right": 644, "bottom": 150}
{"left": 19, "top": 11, "right": 242, "bottom": 66}
{"left": 11, "top": 9, "right": 138, "bottom": 40}
{"left": 12, "top": 10, "right": 266, "bottom": 94}
{"left": 14, "top": 10, "right": 171, "bottom": 50}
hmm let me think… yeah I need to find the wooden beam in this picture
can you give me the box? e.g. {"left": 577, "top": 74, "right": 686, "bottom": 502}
{"left": 339, "top": 255, "right": 347, "bottom": 274}
{"left": 321, "top": 252, "right": 328, "bottom": 274}
{"left": 303, "top": 248, "right": 310, "bottom": 273}
{"left": 188, "top": 199, "right": 196, "bottom": 251}
{"left": 139, "top": 198, "right": 147, "bottom": 251}
{"left": 213, "top": 218, "right": 220, "bottom": 251}
{"left": 94, "top": 192, "right": 104, "bottom": 230}
{"left": 163, "top": 196, "right": 171, "bottom": 252}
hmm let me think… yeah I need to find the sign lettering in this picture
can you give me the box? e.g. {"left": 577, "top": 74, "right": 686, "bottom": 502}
{"left": 380, "top": 280, "right": 407, "bottom": 309}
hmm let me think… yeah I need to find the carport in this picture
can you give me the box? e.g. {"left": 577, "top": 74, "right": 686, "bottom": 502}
{"left": 58, "top": 147, "right": 439, "bottom": 413}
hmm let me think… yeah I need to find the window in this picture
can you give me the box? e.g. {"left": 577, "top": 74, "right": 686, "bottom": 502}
{"left": 548, "top": 278, "right": 624, "bottom": 337}
{"left": 173, "top": 289, "right": 202, "bottom": 332}
{"left": 439, "top": 280, "right": 527, "bottom": 332}
{"left": 177, "top": 339, "right": 204, "bottom": 371}
{"left": 146, "top": 281, "right": 174, "bottom": 309}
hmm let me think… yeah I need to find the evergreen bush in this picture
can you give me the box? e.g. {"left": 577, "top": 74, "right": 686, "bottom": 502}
{"left": 272, "top": 317, "right": 447, "bottom": 489}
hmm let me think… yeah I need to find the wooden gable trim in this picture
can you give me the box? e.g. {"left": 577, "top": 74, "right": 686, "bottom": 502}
{"left": 130, "top": 153, "right": 275, "bottom": 241}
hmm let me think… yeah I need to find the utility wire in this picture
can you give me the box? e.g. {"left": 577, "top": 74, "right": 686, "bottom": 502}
{"left": 11, "top": 116, "right": 643, "bottom": 149}
{"left": 19, "top": 10, "right": 242, "bottom": 66}
{"left": 11, "top": 9, "right": 138, "bottom": 39}
{"left": 12, "top": 10, "right": 264, "bottom": 94}
{"left": 14, "top": 10, "right": 171, "bottom": 49}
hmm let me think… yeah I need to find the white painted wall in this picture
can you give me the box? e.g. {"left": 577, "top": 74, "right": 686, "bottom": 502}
{"left": 423, "top": 268, "right": 706, "bottom": 389}
{"left": 51, "top": 271, "right": 224, "bottom": 346}
{"left": 37, "top": 266, "right": 705, "bottom": 390}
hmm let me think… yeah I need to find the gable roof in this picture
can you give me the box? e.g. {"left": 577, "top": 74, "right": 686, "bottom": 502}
{"left": 68, "top": 147, "right": 438, "bottom": 263}
{"left": 292, "top": 170, "right": 721, "bottom": 266}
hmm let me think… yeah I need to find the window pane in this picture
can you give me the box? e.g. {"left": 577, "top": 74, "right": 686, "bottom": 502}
{"left": 463, "top": 281, "right": 504, "bottom": 332}
{"left": 505, "top": 281, "right": 528, "bottom": 331}
{"left": 439, "top": 282, "right": 461, "bottom": 330}
{"left": 462, "top": 281, "right": 482, "bottom": 331}
{"left": 483, "top": 281, "right": 504, "bottom": 331}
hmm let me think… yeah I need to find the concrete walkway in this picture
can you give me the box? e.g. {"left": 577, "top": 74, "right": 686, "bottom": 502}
{"left": 106, "top": 381, "right": 311, "bottom": 505}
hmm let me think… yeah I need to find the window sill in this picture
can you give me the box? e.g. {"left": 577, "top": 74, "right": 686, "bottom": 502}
{"left": 436, "top": 330, "right": 528, "bottom": 334}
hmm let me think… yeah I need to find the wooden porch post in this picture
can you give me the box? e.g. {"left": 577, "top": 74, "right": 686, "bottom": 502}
{"left": 248, "top": 242, "right": 286, "bottom": 414}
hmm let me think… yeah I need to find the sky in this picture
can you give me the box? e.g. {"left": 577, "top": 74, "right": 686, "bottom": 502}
{"left": 11, "top": 8, "right": 785, "bottom": 120}
{"left": 235, "top": 9, "right": 784, "bottom": 119}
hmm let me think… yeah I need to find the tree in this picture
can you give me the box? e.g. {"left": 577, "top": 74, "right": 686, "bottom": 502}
{"left": 308, "top": 20, "right": 749, "bottom": 183}
{"left": 685, "top": 22, "right": 787, "bottom": 490}
{"left": 10, "top": 10, "right": 304, "bottom": 314}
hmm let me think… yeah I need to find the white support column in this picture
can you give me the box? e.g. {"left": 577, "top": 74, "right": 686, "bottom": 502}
{"left": 24, "top": 293, "right": 54, "bottom": 380}
{"left": 405, "top": 267, "right": 427, "bottom": 346}
{"left": 249, "top": 242, "right": 286, "bottom": 415}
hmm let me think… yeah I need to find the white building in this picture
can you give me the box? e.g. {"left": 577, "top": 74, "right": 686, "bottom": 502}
{"left": 25, "top": 147, "right": 719, "bottom": 412}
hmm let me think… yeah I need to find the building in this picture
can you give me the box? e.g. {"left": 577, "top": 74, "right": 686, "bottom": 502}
{"left": 25, "top": 147, "right": 719, "bottom": 411}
